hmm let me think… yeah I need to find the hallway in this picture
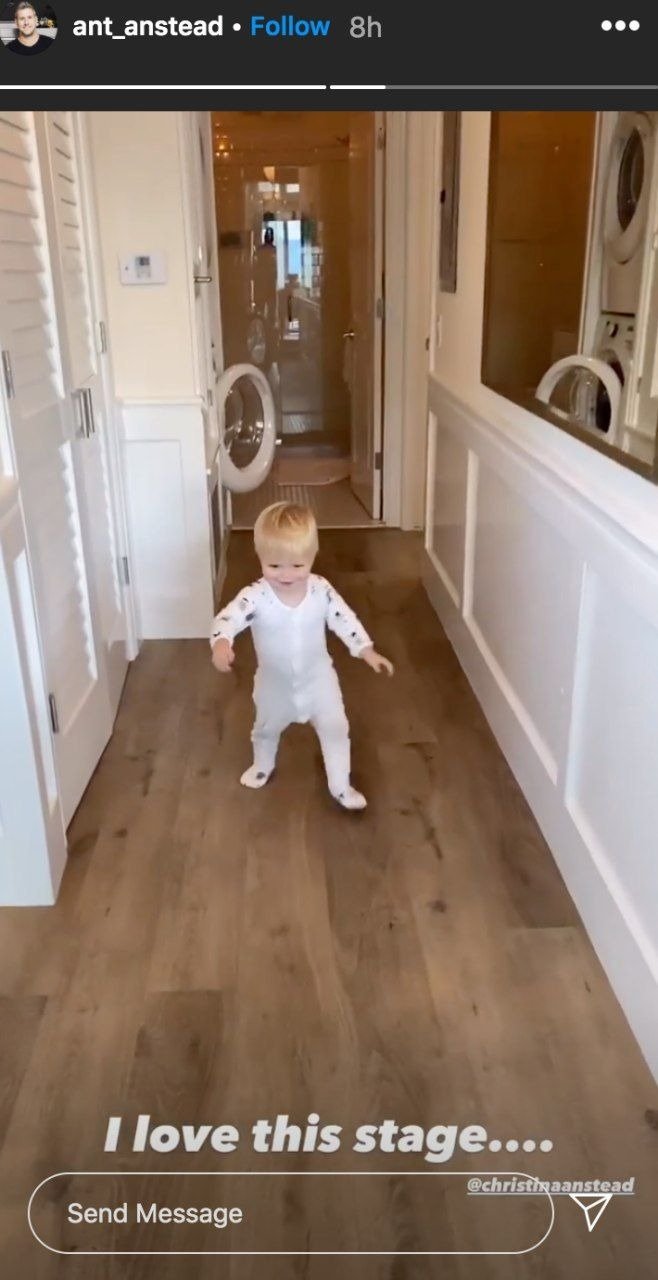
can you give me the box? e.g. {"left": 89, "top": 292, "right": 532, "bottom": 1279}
{"left": 1, "top": 530, "right": 656, "bottom": 1275}
{"left": 231, "top": 473, "right": 379, "bottom": 528}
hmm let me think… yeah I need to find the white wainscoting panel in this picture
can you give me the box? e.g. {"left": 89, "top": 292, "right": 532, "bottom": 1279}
{"left": 427, "top": 410, "right": 469, "bottom": 607}
{"left": 423, "top": 377, "right": 658, "bottom": 1081}
{"left": 121, "top": 401, "right": 214, "bottom": 639}
{"left": 469, "top": 460, "right": 582, "bottom": 781}
{"left": 566, "top": 567, "right": 658, "bottom": 975}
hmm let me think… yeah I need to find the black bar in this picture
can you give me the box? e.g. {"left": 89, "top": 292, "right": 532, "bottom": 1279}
{"left": 0, "top": 2, "right": 656, "bottom": 103}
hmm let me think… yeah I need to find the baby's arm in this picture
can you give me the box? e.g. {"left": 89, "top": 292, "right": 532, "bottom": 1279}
{"left": 210, "top": 584, "right": 259, "bottom": 672}
{"left": 321, "top": 578, "right": 394, "bottom": 674}
{"left": 322, "top": 578, "right": 372, "bottom": 655}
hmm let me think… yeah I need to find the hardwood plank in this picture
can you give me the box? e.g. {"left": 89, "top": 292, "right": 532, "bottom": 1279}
{"left": 126, "top": 991, "right": 225, "bottom": 1133}
{"left": 0, "top": 996, "right": 46, "bottom": 1150}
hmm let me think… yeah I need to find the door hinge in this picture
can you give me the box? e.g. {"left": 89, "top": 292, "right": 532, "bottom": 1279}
{"left": 377, "top": 126, "right": 386, "bottom": 151}
{"left": 1, "top": 350, "right": 15, "bottom": 400}
{"left": 374, "top": 450, "right": 383, "bottom": 470}
{"left": 120, "top": 555, "right": 130, "bottom": 586}
{"left": 376, "top": 297, "right": 385, "bottom": 320}
{"left": 48, "top": 693, "right": 60, "bottom": 735}
{"left": 97, "top": 320, "right": 108, "bottom": 355}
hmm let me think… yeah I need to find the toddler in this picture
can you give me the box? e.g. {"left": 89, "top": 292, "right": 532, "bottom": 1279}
{"left": 210, "top": 502, "right": 393, "bottom": 809}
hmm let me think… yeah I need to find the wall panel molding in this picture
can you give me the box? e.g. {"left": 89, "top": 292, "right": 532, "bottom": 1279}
{"left": 423, "top": 379, "right": 658, "bottom": 1081}
{"left": 121, "top": 400, "right": 214, "bottom": 639}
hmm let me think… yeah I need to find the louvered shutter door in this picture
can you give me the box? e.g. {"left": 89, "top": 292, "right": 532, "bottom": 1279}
{"left": 37, "top": 111, "right": 129, "bottom": 714}
{"left": 42, "top": 111, "right": 97, "bottom": 387}
{"left": 0, "top": 112, "right": 111, "bottom": 824}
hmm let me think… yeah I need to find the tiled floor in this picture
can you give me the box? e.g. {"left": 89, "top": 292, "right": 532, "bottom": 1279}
{"left": 282, "top": 411, "right": 321, "bottom": 434}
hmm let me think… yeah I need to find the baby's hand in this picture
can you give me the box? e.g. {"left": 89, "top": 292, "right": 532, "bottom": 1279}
{"left": 211, "top": 638, "right": 235, "bottom": 673}
{"left": 361, "top": 646, "right": 394, "bottom": 676}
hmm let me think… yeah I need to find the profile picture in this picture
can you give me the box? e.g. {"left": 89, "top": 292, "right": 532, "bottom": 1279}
{"left": 1, "top": 1, "right": 57, "bottom": 54}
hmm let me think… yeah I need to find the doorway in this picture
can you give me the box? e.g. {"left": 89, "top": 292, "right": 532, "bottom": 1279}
{"left": 211, "top": 111, "right": 384, "bottom": 528}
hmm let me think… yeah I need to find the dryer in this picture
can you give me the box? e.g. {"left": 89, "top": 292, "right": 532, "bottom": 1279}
{"left": 601, "top": 111, "right": 657, "bottom": 315}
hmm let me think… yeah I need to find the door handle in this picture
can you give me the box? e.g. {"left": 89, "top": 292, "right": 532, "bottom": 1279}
{"left": 73, "top": 388, "right": 95, "bottom": 437}
{"left": 82, "top": 388, "right": 96, "bottom": 436}
{"left": 194, "top": 274, "right": 213, "bottom": 284}
{"left": 342, "top": 329, "right": 355, "bottom": 339}
{"left": 74, "top": 386, "right": 96, "bottom": 437}
{"left": 73, "top": 390, "right": 86, "bottom": 438}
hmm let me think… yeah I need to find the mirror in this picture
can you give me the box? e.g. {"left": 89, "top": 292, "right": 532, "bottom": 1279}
{"left": 481, "top": 111, "right": 658, "bottom": 481}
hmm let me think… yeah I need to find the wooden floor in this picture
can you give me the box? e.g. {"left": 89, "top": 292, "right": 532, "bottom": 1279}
{"left": 1, "top": 529, "right": 657, "bottom": 1277}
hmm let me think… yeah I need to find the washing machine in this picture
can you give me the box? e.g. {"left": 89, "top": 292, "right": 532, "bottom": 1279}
{"left": 586, "top": 312, "right": 635, "bottom": 439}
{"left": 601, "top": 111, "right": 657, "bottom": 315}
{"left": 535, "top": 313, "right": 634, "bottom": 447}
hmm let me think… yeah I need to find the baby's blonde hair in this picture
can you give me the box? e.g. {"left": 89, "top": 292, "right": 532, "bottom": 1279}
{"left": 254, "top": 501, "right": 319, "bottom": 563}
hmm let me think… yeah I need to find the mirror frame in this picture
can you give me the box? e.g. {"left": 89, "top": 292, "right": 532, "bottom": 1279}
{"left": 439, "top": 111, "right": 461, "bottom": 293}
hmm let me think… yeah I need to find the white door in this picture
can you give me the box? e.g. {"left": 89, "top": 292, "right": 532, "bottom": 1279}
{"left": 347, "top": 111, "right": 384, "bottom": 518}
{"left": 35, "top": 110, "right": 130, "bottom": 719}
{"left": 181, "top": 112, "right": 230, "bottom": 558}
{"left": 183, "top": 113, "right": 222, "bottom": 407}
{"left": 0, "top": 110, "right": 113, "bottom": 824}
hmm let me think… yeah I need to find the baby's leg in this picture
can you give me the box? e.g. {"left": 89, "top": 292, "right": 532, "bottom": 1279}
{"left": 242, "top": 699, "right": 287, "bottom": 788}
{"left": 311, "top": 681, "right": 366, "bottom": 811}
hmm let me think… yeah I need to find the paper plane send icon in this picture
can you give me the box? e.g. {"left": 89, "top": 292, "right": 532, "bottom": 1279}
{"left": 569, "top": 1193, "right": 613, "bottom": 1231}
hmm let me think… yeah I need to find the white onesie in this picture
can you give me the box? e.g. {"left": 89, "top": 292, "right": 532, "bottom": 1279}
{"left": 210, "top": 574, "right": 372, "bottom": 796}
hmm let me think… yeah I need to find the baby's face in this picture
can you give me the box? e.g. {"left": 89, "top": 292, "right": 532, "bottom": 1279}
{"left": 260, "top": 551, "right": 313, "bottom": 592}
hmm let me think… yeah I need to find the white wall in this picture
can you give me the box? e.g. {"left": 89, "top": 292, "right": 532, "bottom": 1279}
{"left": 87, "top": 113, "right": 217, "bottom": 639}
{"left": 424, "top": 111, "right": 658, "bottom": 1081}
{"left": 87, "top": 112, "right": 196, "bottom": 400}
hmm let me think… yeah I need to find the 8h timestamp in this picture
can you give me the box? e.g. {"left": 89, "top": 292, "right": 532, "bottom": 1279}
{"left": 350, "top": 15, "right": 382, "bottom": 38}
